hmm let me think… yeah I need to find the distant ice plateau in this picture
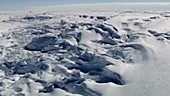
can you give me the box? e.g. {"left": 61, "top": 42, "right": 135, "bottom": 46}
{"left": 29, "top": 3, "right": 170, "bottom": 12}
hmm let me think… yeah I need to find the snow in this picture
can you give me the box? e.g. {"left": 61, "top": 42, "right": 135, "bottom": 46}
{"left": 0, "top": 3, "right": 170, "bottom": 96}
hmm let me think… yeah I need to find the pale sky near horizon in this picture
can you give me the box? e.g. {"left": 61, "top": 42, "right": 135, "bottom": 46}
{"left": 0, "top": 0, "right": 170, "bottom": 11}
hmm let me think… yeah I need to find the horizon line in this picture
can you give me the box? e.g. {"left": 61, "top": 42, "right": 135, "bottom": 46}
{"left": 31, "top": 2, "right": 170, "bottom": 9}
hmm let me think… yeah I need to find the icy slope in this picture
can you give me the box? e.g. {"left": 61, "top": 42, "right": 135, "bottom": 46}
{"left": 0, "top": 10, "right": 170, "bottom": 96}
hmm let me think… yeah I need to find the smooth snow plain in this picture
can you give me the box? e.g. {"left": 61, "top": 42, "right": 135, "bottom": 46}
{"left": 0, "top": 3, "right": 170, "bottom": 96}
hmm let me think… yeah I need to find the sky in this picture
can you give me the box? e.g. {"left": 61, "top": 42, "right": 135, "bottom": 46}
{"left": 0, "top": 0, "right": 170, "bottom": 11}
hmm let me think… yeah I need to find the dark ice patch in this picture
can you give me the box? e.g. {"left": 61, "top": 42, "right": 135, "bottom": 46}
{"left": 97, "top": 38, "right": 117, "bottom": 45}
{"left": 89, "top": 69, "right": 125, "bottom": 85}
{"left": 24, "top": 36, "right": 57, "bottom": 52}
{"left": 2, "top": 57, "right": 49, "bottom": 75}
{"left": 96, "top": 16, "right": 108, "bottom": 21}
{"left": 53, "top": 82, "right": 101, "bottom": 96}
{"left": 96, "top": 24, "right": 120, "bottom": 38}
{"left": 39, "top": 85, "right": 54, "bottom": 93}
{"left": 148, "top": 30, "right": 161, "bottom": 37}
{"left": 23, "top": 15, "right": 53, "bottom": 21}
{"left": 67, "top": 52, "right": 111, "bottom": 73}
{"left": 107, "top": 48, "right": 125, "bottom": 60}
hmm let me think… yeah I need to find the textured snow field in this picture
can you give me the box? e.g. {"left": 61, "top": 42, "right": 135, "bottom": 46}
{"left": 0, "top": 4, "right": 170, "bottom": 96}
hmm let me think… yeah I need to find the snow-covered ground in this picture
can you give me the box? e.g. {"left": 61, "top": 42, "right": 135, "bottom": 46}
{"left": 0, "top": 4, "right": 170, "bottom": 96}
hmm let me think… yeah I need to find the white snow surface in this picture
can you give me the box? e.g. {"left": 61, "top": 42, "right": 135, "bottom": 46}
{"left": 0, "top": 6, "right": 170, "bottom": 96}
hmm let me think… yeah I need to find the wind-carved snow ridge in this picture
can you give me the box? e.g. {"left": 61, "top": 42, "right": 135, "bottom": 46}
{"left": 0, "top": 11, "right": 170, "bottom": 96}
